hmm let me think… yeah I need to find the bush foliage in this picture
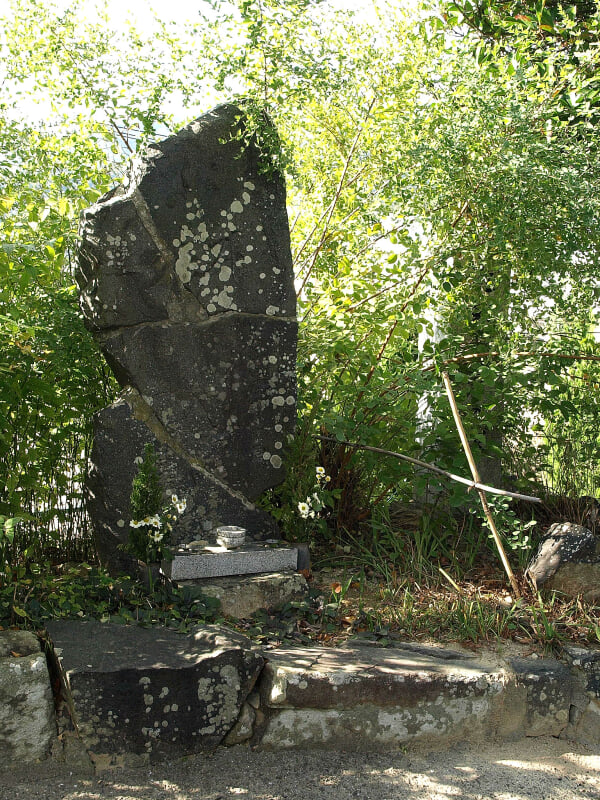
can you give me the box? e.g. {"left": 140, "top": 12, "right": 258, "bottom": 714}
{"left": 1, "top": 0, "right": 600, "bottom": 584}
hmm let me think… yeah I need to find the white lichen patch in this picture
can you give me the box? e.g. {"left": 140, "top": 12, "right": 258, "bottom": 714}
{"left": 244, "top": 181, "right": 255, "bottom": 190}
{"left": 230, "top": 200, "right": 244, "bottom": 214}
{"left": 270, "top": 454, "right": 283, "bottom": 468}
{"left": 175, "top": 242, "right": 195, "bottom": 283}
{"left": 197, "top": 678, "right": 214, "bottom": 700}
{"left": 266, "top": 306, "right": 279, "bottom": 316}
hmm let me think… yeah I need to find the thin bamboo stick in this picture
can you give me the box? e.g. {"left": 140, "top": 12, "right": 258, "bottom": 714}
{"left": 316, "top": 436, "right": 541, "bottom": 504}
{"left": 441, "top": 372, "right": 521, "bottom": 598}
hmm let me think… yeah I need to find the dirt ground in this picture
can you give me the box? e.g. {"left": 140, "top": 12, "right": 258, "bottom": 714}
{"left": 1, "top": 736, "right": 599, "bottom": 800}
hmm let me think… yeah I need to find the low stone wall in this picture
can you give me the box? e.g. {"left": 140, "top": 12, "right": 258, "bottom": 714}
{"left": 1, "top": 625, "right": 599, "bottom": 770}
{"left": 0, "top": 631, "right": 56, "bottom": 764}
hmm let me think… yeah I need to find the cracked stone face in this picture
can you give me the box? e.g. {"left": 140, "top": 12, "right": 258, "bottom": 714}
{"left": 46, "top": 620, "right": 264, "bottom": 762}
{"left": 77, "top": 104, "right": 297, "bottom": 572}
{"left": 526, "top": 522, "right": 600, "bottom": 600}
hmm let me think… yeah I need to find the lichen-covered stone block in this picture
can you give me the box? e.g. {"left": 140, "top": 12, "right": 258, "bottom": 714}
{"left": 186, "top": 571, "right": 308, "bottom": 617}
{"left": 254, "top": 644, "right": 507, "bottom": 749}
{"left": 88, "top": 393, "right": 279, "bottom": 574}
{"left": 46, "top": 620, "right": 264, "bottom": 763}
{"left": 0, "top": 631, "right": 56, "bottom": 766}
{"left": 527, "top": 522, "right": 600, "bottom": 601}
{"left": 509, "top": 657, "right": 572, "bottom": 737}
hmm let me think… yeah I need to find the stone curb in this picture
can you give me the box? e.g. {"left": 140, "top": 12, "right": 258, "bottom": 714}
{"left": 1, "top": 626, "right": 599, "bottom": 770}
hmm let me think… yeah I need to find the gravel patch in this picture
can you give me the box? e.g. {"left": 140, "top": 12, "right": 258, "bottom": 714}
{"left": 1, "top": 737, "right": 598, "bottom": 800}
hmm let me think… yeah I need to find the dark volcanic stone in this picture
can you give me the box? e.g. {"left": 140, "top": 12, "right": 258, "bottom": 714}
{"left": 46, "top": 620, "right": 264, "bottom": 762}
{"left": 89, "top": 394, "right": 280, "bottom": 574}
{"left": 509, "top": 657, "right": 572, "bottom": 736}
{"left": 101, "top": 316, "right": 296, "bottom": 497}
{"left": 78, "top": 104, "right": 297, "bottom": 571}
{"left": 527, "top": 522, "right": 600, "bottom": 600}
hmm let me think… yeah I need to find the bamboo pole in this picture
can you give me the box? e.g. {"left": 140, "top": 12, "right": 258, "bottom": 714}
{"left": 441, "top": 372, "right": 521, "bottom": 598}
{"left": 316, "top": 436, "right": 541, "bottom": 504}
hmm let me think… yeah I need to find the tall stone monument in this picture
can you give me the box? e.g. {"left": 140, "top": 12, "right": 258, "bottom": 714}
{"left": 77, "top": 105, "right": 297, "bottom": 574}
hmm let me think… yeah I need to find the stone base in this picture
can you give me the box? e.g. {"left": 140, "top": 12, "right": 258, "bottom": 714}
{"left": 165, "top": 541, "right": 299, "bottom": 581}
{"left": 34, "top": 624, "right": 600, "bottom": 764}
{"left": 177, "top": 571, "right": 309, "bottom": 618}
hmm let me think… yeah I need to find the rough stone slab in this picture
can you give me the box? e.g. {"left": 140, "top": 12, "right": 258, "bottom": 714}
{"left": 78, "top": 104, "right": 295, "bottom": 328}
{"left": 166, "top": 542, "right": 299, "bottom": 581}
{"left": 78, "top": 189, "right": 202, "bottom": 330}
{"left": 564, "top": 645, "right": 600, "bottom": 697}
{"left": 78, "top": 104, "right": 297, "bottom": 573}
{"left": 100, "top": 315, "right": 297, "bottom": 498}
{"left": 253, "top": 644, "right": 508, "bottom": 750}
{"left": 0, "top": 631, "right": 56, "bottom": 766}
{"left": 527, "top": 522, "right": 600, "bottom": 601}
{"left": 509, "top": 657, "right": 573, "bottom": 737}
{"left": 89, "top": 394, "right": 279, "bottom": 573}
{"left": 178, "top": 571, "right": 309, "bottom": 618}
{"left": 561, "top": 645, "right": 600, "bottom": 746}
{"left": 45, "top": 620, "right": 264, "bottom": 763}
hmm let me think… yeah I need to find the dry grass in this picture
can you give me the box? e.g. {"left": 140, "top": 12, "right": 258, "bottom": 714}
{"left": 308, "top": 563, "right": 600, "bottom": 652}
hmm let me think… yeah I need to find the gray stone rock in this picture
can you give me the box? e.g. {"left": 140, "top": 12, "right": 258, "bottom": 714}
{"left": 253, "top": 644, "right": 508, "bottom": 749}
{"left": 561, "top": 645, "right": 600, "bottom": 746}
{"left": 77, "top": 104, "right": 297, "bottom": 572}
{"left": 181, "top": 571, "right": 308, "bottom": 617}
{"left": 46, "top": 620, "right": 264, "bottom": 763}
{"left": 88, "top": 392, "right": 279, "bottom": 574}
{"left": 223, "top": 701, "right": 256, "bottom": 745}
{"left": 509, "top": 657, "right": 572, "bottom": 737}
{"left": 0, "top": 631, "right": 56, "bottom": 766}
{"left": 100, "top": 315, "right": 296, "bottom": 497}
{"left": 527, "top": 522, "right": 600, "bottom": 600}
{"left": 78, "top": 105, "right": 295, "bottom": 328}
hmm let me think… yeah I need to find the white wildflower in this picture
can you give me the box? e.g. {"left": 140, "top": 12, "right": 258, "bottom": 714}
{"left": 298, "top": 501, "right": 311, "bottom": 519}
{"left": 316, "top": 466, "right": 325, "bottom": 477}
